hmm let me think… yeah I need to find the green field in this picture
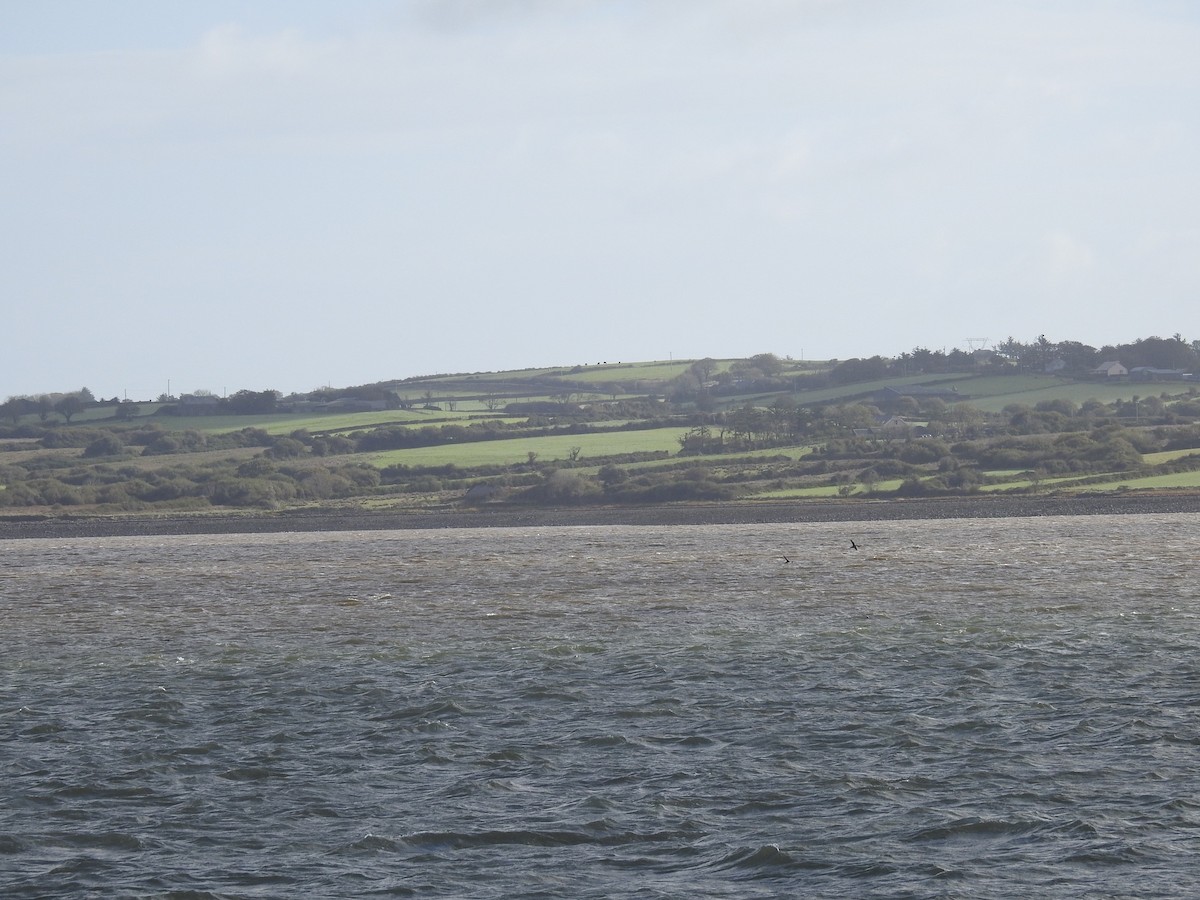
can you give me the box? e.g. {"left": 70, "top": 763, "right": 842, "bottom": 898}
{"left": 418, "top": 360, "right": 701, "bottom": 387}
{"left": 541, "top": 361, "right": 698, "bottom": 384}
{"left": 1141, "top": 449, "right": 1200, "bottom": 465}
{"left": 721, "top": 372, "right": 1165, "bottom": 413}
{"left": 361, "top": 426, "right": 691, "bottom": 468}
{"left": 156, "top": 408, "right": 476, "bottom": 435}
{"left": 952, "top": 376, "right": 1149, "bottom": 412}
{"left": 729, "top": 373, "right": 955, "bottom": 407}
{"left": 1065, "top": 470, "right": 1200, "bottom": 492}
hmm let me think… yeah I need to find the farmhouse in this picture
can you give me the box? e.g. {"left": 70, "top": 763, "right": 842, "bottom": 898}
{"left": 1090, "top": 361, "right": 1128, "bottom": 378}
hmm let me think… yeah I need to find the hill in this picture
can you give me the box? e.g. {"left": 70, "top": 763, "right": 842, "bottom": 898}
{"left": 3, "top": 343, "right": 1200, "bottom": 521}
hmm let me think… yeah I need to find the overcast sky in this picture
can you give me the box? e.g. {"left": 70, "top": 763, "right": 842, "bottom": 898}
{"left": 3, "top": 0, "right": 1198, "bottom": 400}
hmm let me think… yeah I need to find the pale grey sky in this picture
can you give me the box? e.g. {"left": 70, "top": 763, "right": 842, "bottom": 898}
{"left": 3, "top": 1, "right": 1198, "bottom": 400}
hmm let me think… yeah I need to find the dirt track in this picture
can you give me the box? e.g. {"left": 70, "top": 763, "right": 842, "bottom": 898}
{"left": 2, "top": 493, "right": 1198, "bottom": 539}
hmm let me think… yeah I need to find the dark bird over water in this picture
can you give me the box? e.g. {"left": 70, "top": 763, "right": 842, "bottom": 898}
{"left": 781, "top": 555, "right": 790, "bottom": 564}
{"left": 850, "top": 540, "right": 859, "bottom": 550}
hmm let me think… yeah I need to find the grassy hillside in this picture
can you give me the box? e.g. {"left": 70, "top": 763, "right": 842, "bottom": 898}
{"left": 3, "top": 354, "right": 1198, "bottom": 517}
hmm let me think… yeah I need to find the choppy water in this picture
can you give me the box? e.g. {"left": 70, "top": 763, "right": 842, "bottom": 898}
{"left": 2, "top": 514, "right": 1199, "bottom": 898}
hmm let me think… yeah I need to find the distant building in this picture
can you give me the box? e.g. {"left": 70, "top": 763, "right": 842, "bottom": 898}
{"left": 1090, "top": 361, "right": 1128, "bottom": 378}
{"left": 1129, "top": 367, "right": 1186, "bottom": 381}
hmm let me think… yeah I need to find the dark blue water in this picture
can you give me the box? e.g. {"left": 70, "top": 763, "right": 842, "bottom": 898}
{"left": 3, "top": 515, "right": 1199, "bottom": 897}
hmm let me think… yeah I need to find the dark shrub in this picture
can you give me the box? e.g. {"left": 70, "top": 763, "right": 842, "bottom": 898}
{"left": 82, "top": 433, "right": 125, "bottom": 458}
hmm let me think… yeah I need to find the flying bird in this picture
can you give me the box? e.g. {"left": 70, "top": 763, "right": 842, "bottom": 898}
{"left": 781, "top": 555, "right": 790, "bottom": 564}
{"left": 850, "top": 540, "right": 859, "bottom": 550}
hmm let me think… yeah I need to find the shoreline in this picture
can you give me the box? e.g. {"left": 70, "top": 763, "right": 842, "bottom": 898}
{"left": 2, "top": 493, "right": 1198, "bottom": 539}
